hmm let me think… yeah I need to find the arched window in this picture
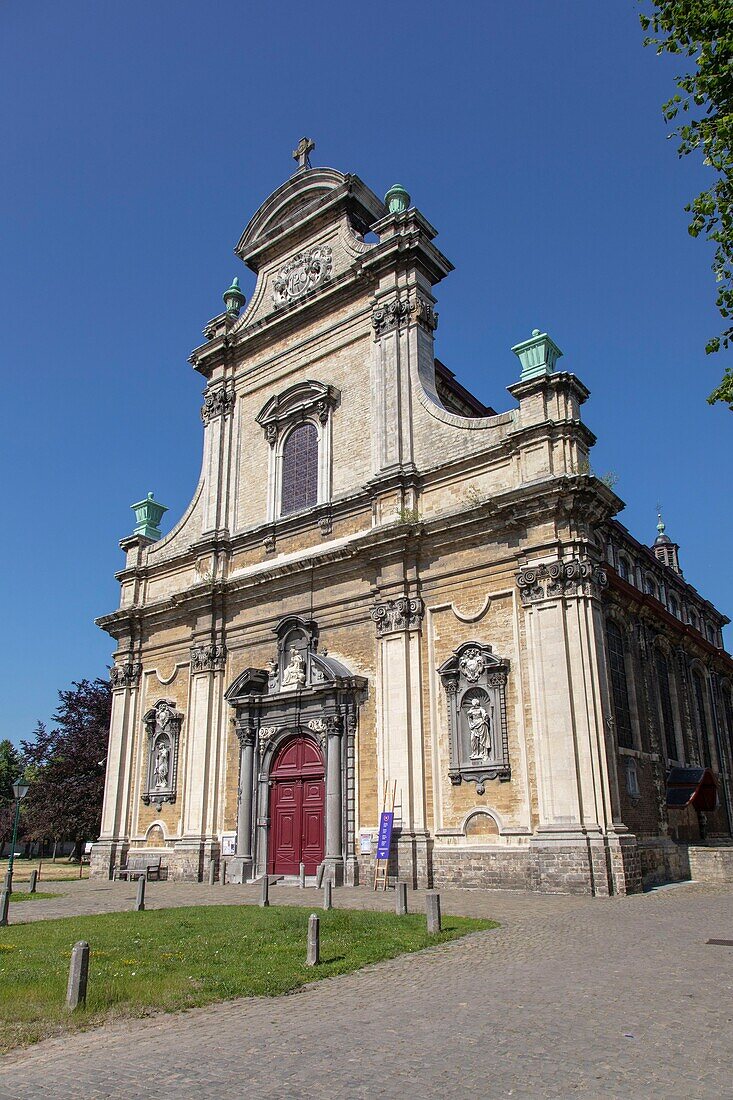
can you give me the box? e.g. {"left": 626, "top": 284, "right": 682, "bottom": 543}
{"left": 281, "top": 422, "right": 318, "bottom": 516}
{"left": 606, "top": 620, "right": 634, "bottom": 749}
{"left": 691, "top": 669, "right": 712, "bottom": 768}
{"left": 655, "top": 649, "right": 678, "bottom": 760}
{"left": 617, "top": 555, "right": 629, "bottom": 582}
{"left": 644, "top": 575, "right": 658, "bottom": 599}
{"left": 668, "top": 593, "right": 679, "bottom": 618}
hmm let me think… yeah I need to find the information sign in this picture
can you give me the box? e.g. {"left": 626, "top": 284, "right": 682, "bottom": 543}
{"left": 376, "top": 812, "right": 394, "bottom": 860}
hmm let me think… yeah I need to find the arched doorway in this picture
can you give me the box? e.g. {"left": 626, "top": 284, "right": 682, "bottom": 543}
{"left": 268, "top": 736, "right": 324, "bottom": 875}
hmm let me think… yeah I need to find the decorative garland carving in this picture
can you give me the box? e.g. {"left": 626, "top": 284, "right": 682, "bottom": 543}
{"left": 110, "top": 661, "right": 142, "bottom": 689}
{"left": 190, "top": 644, "right": 227, "bottom": 674}
{"left": 201, "top": 385, "right": 235, "bottom": 425}
{"left": 516, "top": 559, "right": 608, "bottom": 606}
{"left": 371, "top": 597, "right": 425, "bottom": 636}
{"left": 438, "top": 642, "right": 511, "bottom": 792}
{"left": 371, "top": 295, "right": 438, "bottom": 337}
{"left": 272, "top": 245, "right": 332, "bottom": 306}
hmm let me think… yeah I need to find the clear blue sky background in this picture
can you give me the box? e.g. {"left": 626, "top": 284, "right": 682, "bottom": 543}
{"left": 1, "top": 2, "right": 730, "bottom": 744}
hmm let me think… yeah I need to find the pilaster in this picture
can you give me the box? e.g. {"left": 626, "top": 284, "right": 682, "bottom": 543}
{"left": 517, "top": 556, "right": 638, "bottom": 894}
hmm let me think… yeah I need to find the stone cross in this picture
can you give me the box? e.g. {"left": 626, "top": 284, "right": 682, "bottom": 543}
{"left": 292, "top": 136, "right": 315, "bottom": 171}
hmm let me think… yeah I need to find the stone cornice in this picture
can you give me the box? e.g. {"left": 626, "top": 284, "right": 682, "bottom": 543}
{"left": 506, "top": 417, "right": 597, "bottom": 451}
{"left": 605, "top": 571, "right": 733, "bottom": 670}
{"left": 606, "top": 517, "right": 729, "bottom": 627}
{"left": 507, "top": 370, "right": 591, "bottom": 405}
{"left": 97, "top": 474, "right": 621, "bottom": 638}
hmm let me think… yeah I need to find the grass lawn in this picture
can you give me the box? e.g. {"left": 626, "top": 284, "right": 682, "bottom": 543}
{"left": 0, "top": 859, "right": 88, "bottom": 883}
{"left": 8, "top": 891, "right": 58, "bottom": 903}
{"left": 0, "top": 904, "right": 496, "bottom": 1053}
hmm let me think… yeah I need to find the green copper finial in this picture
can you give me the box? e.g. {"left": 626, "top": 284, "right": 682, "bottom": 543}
{"left": 223, "top": 276, "right": 246, "bottom": 317}
{"left": 384, "top": 184, "right": 411, "bottom": 215}
{"left": 131, "top": 491, "right": 167, "bottom": 541}
{"left": 511, "top": 328, "right": 563, "bottom": 381}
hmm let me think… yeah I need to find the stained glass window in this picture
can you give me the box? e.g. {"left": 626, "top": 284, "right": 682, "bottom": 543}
{"left": 281, "top": 422, "right": 318, "bottom": 516}
{"left": 655, "top": 650, "right": 677, "bottom": 761}
{"left": 606, "top": 620, "right": 634, "bottom": 749}
{"left": 692, "top": 670, "right": 712, "bottom": 768}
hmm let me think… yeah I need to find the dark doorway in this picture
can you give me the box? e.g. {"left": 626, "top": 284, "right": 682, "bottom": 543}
{"left": 268, "top": 736, "right": 324, "bottom": 875}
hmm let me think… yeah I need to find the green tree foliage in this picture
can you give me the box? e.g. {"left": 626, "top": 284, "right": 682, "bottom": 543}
{"left": 21, "top": 679, "right": 111, "bottom": 858}
{"left": 0, "top": 740, "right": 23, "bottom": 851}
{"left": 640, "top": 1, "right": 733, "bottom": 407}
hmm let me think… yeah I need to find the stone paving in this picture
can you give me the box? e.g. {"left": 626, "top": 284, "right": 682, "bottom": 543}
{"left": 1, "top": 880, "right": 732, "bottom": 1098}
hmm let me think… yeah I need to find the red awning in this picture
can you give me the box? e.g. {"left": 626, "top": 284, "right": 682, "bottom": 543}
{"left": 666, "top": 767, "right": 719, "bottom": 812}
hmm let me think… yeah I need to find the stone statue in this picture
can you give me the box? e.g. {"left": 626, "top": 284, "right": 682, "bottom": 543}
{"left": 153, "top": 739, "right": 170, "bottom": 789}
{"left": 281, "top": 646, "right": 306, "bottom": 689}
{"left": 266, "top": 658, "right": 279, "bottom": 689}
{"left": 155, "top": 703, "right": 172, "bottom": 734}
{"left": 467, "top": 696, "right": 492, "bottom": 759}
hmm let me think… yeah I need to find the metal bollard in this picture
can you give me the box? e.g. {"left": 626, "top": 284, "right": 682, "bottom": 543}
{"left": 323, "top": 879, "right": 332, "bottom": 911}
{"left": 29, "top": 869, "right": 38, "bottom": 894}
{"left": 66, "top": 941, "right": 90, "bottom": 1011}
{"left": 306, "top": 913, "right": 320, "bottom": 966}
{"left": 299, "top": 862, "right": 306, "bottom": 888}
{"left": 395, "top": 881, "right": 408, "bottom": 916}
{"left": 426, "top": 890, "right": 441, "bottom": 934}
{"left": 260, "top": 875, "right": 270, "bottom": 908}
{"left": 208, "top": 860, "right": 216, "bottom": 886}
{"left": 134, "top": 875, "right": 146, "bottom": 912}
{"left": 0, "top": 890, "right": 9, "bottom": 927}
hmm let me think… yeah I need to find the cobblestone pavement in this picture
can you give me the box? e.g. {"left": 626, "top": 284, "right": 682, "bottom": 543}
{"left": 1, "top": 881, "right": 732, "bottom": 1099}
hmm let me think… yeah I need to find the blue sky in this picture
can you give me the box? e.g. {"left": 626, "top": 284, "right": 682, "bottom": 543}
{"left": 1, "top": 2, "right": 730, "bottom": 743}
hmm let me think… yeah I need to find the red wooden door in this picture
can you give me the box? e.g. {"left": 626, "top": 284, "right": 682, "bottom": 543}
{"left": 268, "top": 737, "right": 324, "bottom": 875}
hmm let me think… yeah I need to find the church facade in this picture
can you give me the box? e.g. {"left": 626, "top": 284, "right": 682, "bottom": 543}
{"left": 94, "top": 143, "right": 733, "bottom": 895}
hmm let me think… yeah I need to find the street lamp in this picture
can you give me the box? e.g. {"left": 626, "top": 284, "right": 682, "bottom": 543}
{"left": 5, "top": 779, "right": 30, "bottom": 893}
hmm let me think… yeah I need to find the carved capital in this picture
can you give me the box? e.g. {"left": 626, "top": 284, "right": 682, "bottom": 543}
{"left": 190, "top": 643, "right": 227, "bottom": 674}
{"left": 235, "top": 721, "right": 256, "bottom": 748}
{"left": 371, "top": 597, "right": 425, "bottom": 636}
{"left": 371, "top": 295, "right": 438, "bottom": 338}
{"left": 201, "top": 385, "right": 235, "bottom": 425}
{"left": 110, "top": 661, "right": 142, "bottom": 689}
{"left": 516, "top": 558, "right": 608, "bottom": 605}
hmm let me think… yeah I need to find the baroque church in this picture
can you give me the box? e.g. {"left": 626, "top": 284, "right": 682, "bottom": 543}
{"left": 94, "top": 140, "right": 733, "bottom": 895}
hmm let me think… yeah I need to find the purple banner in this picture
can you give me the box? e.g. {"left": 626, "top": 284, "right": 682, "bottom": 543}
{"left": 376, "top": 811, "right": 394, "bottom": 860}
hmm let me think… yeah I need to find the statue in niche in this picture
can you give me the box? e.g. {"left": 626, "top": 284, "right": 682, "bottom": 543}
{"left": 153, "top": 738, "right": 170, "bottom": 789}
{"left": 467, "top": 696, "right": 492, "bottom": 760}
{"left": 281, "top": 646, "right": 306, "bottom": 689}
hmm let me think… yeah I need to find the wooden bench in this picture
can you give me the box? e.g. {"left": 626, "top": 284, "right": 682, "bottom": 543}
{"left": 114, "top": 854, "right": 162, "bottom": 882}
